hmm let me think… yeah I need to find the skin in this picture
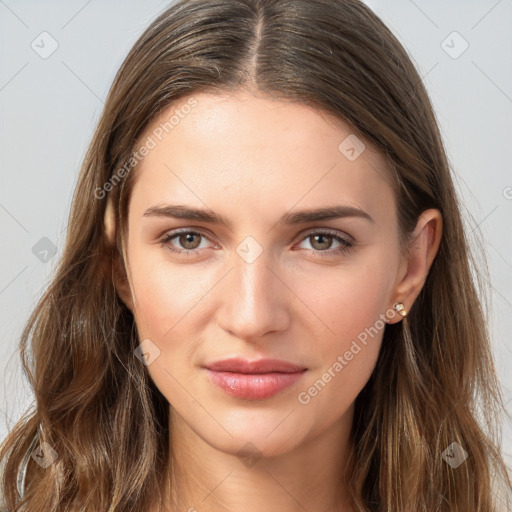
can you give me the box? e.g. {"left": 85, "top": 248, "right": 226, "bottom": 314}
{"left": 107, "top": 89, "right": 442, "bottom": 511}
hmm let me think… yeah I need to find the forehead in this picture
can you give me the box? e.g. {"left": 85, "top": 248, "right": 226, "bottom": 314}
{"left": 129, "top": 90, "right": 395, "bottom": 225}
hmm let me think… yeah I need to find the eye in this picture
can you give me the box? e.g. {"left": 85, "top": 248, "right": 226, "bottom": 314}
{"left": 160, "top": 230, "right": 214, "bottom": 256}
{"left": 296, "top": 230, "right": 353, "bottom": 258}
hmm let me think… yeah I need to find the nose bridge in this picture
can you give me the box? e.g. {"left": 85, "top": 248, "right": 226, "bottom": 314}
{"left": 217, "top": 239, "right": 288, "bottom": 339}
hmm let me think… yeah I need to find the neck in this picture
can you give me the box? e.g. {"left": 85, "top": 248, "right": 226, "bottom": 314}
{"left": 161, "top": 405, "right": 355, "bottom": 512}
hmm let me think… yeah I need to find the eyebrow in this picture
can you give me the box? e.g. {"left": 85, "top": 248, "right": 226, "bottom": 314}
{"left": 143, "top": 204, "right": 375, "bottom": 228}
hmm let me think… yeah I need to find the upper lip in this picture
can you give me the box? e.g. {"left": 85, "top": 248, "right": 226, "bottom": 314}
{"left": 204, "top": 358, "right": 307, "bottom": 374}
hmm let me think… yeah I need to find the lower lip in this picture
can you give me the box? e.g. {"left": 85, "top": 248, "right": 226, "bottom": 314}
{"left": 205, "top": 369, "right": 307, "bottom": 400}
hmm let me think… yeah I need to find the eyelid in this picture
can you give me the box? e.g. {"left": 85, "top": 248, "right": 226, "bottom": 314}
{"left": 160, "top": 228, "right": 217, "bottom": 248}
{"left": 298, "top": 227, "right": 354, "bottom": 244}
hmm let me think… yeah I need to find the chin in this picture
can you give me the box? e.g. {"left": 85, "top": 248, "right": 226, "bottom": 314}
{"left": 196, "top": 407, "right": 311, "bottom": 458}
{"left": 208, "top": 429, "right": 303, "bottom": 461}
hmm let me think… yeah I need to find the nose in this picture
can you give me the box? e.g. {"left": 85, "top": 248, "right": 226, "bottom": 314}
{"left": 216, "top": 249, "right": 291, "bottom": 342}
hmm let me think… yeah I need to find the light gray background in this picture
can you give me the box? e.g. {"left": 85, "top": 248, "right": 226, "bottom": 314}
{"left": 1, "top": 0, "right": 511, "bottom": 473}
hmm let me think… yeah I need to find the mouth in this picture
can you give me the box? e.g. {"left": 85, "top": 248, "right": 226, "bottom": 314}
{"left": 203, "top": 358, "right": 308, "bottom": 400}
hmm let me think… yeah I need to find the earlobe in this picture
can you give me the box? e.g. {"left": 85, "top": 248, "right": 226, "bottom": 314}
{"left": 389, "top": 209, "right": 443, "bottom": 322}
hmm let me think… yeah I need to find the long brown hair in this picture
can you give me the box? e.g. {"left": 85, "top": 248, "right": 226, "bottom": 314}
{"left": 1, "top": 0, "right": 510, "bottom": 510}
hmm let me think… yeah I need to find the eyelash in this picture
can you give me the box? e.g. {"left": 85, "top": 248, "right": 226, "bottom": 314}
{"left": 159, "top": 229, "right": 353, "bottom": 259}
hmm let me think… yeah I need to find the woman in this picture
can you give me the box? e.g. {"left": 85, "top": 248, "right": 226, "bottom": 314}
{"left": 1, "top": 0, "right": 510, "bottom": 510}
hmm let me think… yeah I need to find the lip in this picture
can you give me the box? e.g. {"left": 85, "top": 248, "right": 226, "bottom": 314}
{"left": 204, "top": 358, "right": 307, "bottom": 400}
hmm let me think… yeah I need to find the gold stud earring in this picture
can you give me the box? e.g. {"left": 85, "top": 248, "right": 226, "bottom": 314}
{"left": 393, "top": 302, "right": 407, "bottom": 317}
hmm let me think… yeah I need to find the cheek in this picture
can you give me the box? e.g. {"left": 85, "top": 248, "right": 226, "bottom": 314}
{"left": 127, "top": 252, "right": 205, "bottom": 408}
{"left": 293, "top": 259, "right": 392, "bottom": 406}
{"left": 128, "top": 250, "right": 208, "bottom": 340}
{"left": 126, "top": 247, "right": 210, "bottom": 391}
{"left": 298, "top": 257, "right": 393, "bottom": 347}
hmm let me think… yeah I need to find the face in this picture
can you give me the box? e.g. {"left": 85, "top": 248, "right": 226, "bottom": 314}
{"left": 118, "top": 90, "right": 406, "bottom": 458}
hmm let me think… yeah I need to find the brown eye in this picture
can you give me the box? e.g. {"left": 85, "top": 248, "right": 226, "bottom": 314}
{"left": 177, "top": 232, "right": 202, "bottom": 250}
{"left": 297, "top": 230, "right": 353, "bottom": 258}
{"left": 160, "top": 230, "right": 212, "bottom": 256}
{"left": 309, "top": 234, "right": 334, "bottom": 251}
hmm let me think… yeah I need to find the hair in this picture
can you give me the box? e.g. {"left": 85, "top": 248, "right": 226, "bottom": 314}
{"left": 1, "top": 0, "right": 511, "bottom": 510}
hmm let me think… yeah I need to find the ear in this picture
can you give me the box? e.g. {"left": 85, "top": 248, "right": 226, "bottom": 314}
{"left": 388, "top": 208, "right": 443, "bottom": 324}
{"left": 104, "top": 196, "right": 135, "bottom": 313}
